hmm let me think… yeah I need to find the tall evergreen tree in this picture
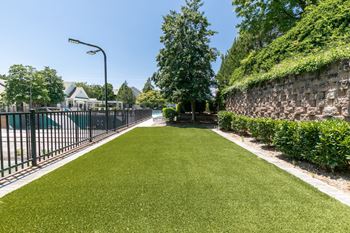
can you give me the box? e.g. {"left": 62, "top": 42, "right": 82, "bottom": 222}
{"left": 154, "top": 0, "right": 217, "bottom": 121}
{"left": 116, "top": 81, "right": 135, "bottom": 106}
{"left": 142, "top": 77, "right": 154, "bottom": 93}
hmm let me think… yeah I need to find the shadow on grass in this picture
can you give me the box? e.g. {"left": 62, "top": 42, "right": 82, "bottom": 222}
{"left": 165, "top": 122, "right": 215, "bottom": 129}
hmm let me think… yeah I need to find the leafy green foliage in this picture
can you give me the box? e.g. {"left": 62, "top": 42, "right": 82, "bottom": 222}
{"left": 3, "top": 65, "right": 50, "bottom": 106}
{"left": 162, "top": 107, "right": 177, "bottom": 122}
{"left": 37, "top": 67, "right": 65, "bottom": 105}
{"left": 116, "top": 81, "right": 135, "bottom": 106}
{"left": 231, "top": 114, "right": 250, "bottom": 135}
{"left": 275, "top": 120, "right": 350, "bottom": 171}
{"left": 136, "top": 90, "right": 165, "bottom": 109}
{"left": 155, "top": 0, "right": 218, "bottom": 120}
{"left": 233, "top": 0, "right": 318, "bottom": 47}
{"left": 224, "top": 45, "right": 350, "bottom": 92}
{"left": 217, "top": 111, "right": 234, "bottom": 131}
{"left": 142, "top": 77, "right": 154, "bottom": 93}
{"left": 313, "top": 120, "right": 350, "bottom": 171}
{"left": 249, "top": 118, "right": 280, "bottom": 144}
{"left": 219, "top": 0, "right": 350, "bottom": 93}
{"left": 219, "top": 111, "right": 350, "bottom": 171}
{"left": 76, "top": 82, "right": 115, "bottom": 101}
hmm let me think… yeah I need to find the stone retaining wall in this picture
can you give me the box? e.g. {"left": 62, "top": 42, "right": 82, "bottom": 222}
{"left": 226, "top": 60, "right": 350, "bottom": 121}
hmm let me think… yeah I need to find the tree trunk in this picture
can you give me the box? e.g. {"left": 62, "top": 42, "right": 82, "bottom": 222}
{"left": 190, "top": 100, "right": 196, "bottom": 122}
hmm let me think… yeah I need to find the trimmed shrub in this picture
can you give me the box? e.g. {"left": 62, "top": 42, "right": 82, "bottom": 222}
{"left": 218, "top": 112, "right": 350, "bottom": 171}
{"left": 246, "top": 118, "right": 279, "bottom": 144}
{"left": 218, "top": 111, "right": 234, "bottom": 131}
{"left": 162, "top": 107, "right": 177, "bottom": 122}
{"left": 274, "top": 121, "right": 301, "bottom": 159}
{"left": 312, "top": 120, "right": 350, "bottom": 171}
{"left": 231, "top": 115, "right": 250, "bottom": 135}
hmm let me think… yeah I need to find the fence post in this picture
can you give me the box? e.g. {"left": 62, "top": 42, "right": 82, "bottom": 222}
{"left": 89, "top": 109, "right": 93, "bottom": 142}
{"left": 30, "top": 109, "right": 37, "bottom": 166}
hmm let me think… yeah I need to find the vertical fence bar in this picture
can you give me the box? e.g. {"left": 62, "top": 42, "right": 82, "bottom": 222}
{"left": 89, "top": 109, "right": 92, "bottom": 142}
{"left": 0, "top": 117, "right": 3, "bottom": 177}
{"left": 36, "top": 113, "right": 41, "bottom": 161}
{"left": 30, "top": 110, "right": 37, "bottom": 166}
{"left": 13, "top": 114, "right": 18, "bottom": 171}
{"left": 6, "top": 115, "right": 11, "bottom": 174}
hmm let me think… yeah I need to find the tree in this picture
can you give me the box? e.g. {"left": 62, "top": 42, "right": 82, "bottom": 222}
{"left": 232, "top": 0, "right": 319, "bottom": 47}
{"left": 142, "top": 77, "right": 154, "bottom": 93}
{"left": 38, "top": 67, "right": 65, "bottom": 105}
{"left": 76, "top": 82, "right": 115, "bottom": 101}
{"left": 136, "top": 90, "right": 165, "bottom": 109}
{"left": 154, "top": 0, "right": 217, "bottom": 121}
{"left": 3, "top": 65, "right": 49, "bottom": 107}
{"left": 116, "top": 81, "right": 135, "bottom": 106}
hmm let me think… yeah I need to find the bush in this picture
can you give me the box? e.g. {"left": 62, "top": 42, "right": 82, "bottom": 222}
{"left": 274, "top": 121, "right": 301, "bottom": 159}
{"left": 275, "top": 119, "right": 350, "bottom": 171}
{"left": 162, "top": 107, "right": 177, "bottom": 122}
{"left": 312, "top": 120, "right": 350, "bottom": 171}
{"left": 218, "top": 111, "right": 234, "bottom": 131}
{"left": 219, "top": 113, "right": 350, "bottom": 171}
{"left": 231, "top": 115, "right": 250, "bottom": 135}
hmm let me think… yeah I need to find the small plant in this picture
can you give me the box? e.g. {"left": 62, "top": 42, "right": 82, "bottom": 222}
{"left": 162, "top": 107, "right": 178, "bottom": 122}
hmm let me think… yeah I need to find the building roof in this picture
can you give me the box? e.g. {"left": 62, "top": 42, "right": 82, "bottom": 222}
{"left": 131, "top": 87, "right": 141, "bottom": 98}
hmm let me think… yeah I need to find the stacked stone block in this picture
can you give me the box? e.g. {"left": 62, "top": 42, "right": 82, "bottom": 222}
{"left": 226, "top": 60, "right": 350, "bottom": 121}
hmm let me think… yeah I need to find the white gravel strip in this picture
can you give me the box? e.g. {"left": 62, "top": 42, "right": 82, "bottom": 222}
{"left": 0, "top": 118, "right": 154, "bottom": 198}
{"left": 212, "top": 128, "right": 350, "bottom": 207}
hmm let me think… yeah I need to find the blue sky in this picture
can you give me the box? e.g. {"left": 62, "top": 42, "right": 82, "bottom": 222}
{"left": 0, "top": 0, "right": 239, "bottom": 90}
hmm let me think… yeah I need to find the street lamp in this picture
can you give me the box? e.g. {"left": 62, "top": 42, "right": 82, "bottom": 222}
{"left": 68, "top": 38, "right": 109, "bottom": 132}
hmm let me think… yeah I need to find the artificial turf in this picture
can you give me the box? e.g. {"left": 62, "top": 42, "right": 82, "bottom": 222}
{"left": 1, "top": 127, "right": 350, "bottom": 232}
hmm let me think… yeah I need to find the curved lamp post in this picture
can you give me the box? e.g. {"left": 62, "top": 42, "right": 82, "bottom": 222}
{"left": 68, "top": 38, "right": 109, "bottom": 132}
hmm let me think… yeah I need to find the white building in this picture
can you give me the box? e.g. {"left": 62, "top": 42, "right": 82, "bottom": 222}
{"left": 60, "top": 82, "right": 123, "bottom": 110}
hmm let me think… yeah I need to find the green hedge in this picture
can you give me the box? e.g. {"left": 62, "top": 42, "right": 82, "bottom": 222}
{"left": 162, "top": 107, "right": 178, "bottom": 122}
{"left": 218, "top": 111, "right": 234, "bottom": 131}
{"left": 218, "top": 111, "right": 350, "bottom": 171}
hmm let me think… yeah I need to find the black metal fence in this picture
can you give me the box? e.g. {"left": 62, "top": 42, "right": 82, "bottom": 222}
{"left": 0, "top": 109, "right": 152, "bottom": 178}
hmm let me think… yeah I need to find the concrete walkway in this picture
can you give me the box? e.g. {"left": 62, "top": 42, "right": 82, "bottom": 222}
{"left": 0, "top": 118, "right": 154, "bottom": 198}
{"left": 212, "top": 128, "right": 350, "bottom": 207}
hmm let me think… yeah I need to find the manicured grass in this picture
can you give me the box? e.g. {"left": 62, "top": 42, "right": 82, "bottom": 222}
{"left": 1, "top": 127, "right": 350, "bottom": 232}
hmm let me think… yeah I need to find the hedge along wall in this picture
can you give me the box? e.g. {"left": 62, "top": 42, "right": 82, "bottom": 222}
{"left": 225, "top": 60, "right": 350, "bottom": 121}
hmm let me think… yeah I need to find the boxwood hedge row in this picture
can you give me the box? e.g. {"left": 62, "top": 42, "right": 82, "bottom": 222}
{"left": 217, "top": 111, "right": 350, "bottom": 171}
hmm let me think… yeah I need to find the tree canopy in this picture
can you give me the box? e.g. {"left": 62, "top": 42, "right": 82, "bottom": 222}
{"left": 142, "top": 77, "right": 154, "bottom": 93}
{"left": 3, "top": 65, "right": 50, "bottom": 106}
{"left": 233, "top": 0, "right": 319, "bottom": 47}
{"left": 116, "top": 81, "right": 135, "bottom": 106}
{"left": 38, "top": 67, "right": 65, "bottom": 105}
{"left": 136, "top": 90, "right": 165, "bottom": 109}
{"left": 76, "top": 82, "right": 116, "bottom": 101}
{"left": 154, "top": 0, "right": 217, "bottom": 120}
{"left": 217, "top": 0, "right": 350, "bottom": 94}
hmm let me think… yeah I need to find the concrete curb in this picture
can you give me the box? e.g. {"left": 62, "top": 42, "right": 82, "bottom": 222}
{"left": 0, "top": 118, "right": 154, "bottom": 198}
{"left": 212, "top": 128, "right": 350, "bottom": 207}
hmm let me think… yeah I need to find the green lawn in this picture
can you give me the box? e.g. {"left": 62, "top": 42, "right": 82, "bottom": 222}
{"left": 1, "top": 127, "right": 350, "bottom": 232}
